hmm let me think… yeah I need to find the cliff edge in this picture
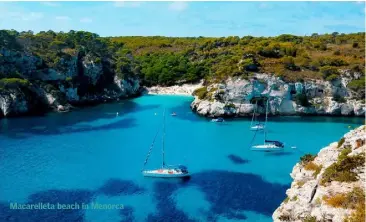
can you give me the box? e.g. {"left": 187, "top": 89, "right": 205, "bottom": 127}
{"left": 272, "top": 125, "right": 365, "bottom": 222}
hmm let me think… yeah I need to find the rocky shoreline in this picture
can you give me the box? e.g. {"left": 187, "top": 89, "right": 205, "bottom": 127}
{"left": 190, "top": 73, "right": 365, "bottom": 117}
{"left": 272, "top": 125, "right": 365, "bottom": 222}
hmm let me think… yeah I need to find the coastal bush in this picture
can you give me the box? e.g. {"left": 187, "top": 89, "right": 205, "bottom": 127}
{"left": 337, "top": 137, "right": 345, "bottom": 148}
{"left": 300, "top": 154, "right": 316, "bottom": 165}
{"left": 304, "top": 162, "right": 322, "bottom": 177}
{"left": 325, "top": 74, "right": 339, "bottom": 82}
{"left": 0, "top": 78, "right": 30, "bottom": 89}
{"left": 278, "top": 214, "right": 291, "bottom": 221}
{"left": 347, "top": 79, "right": 365, "bottom": 92}
{"left": 321, "top": 152, "right": 365, "bottom": 185}
{"left": 302, "top": 216, "right": 317, "bottom": 222}
{"left": 344, "top": 200, "right": 365, "bottom": 222}
{"left": 193, "top": 87, "right": 208, "bottom": 100}
{"left": 320, "top": 66, "right": 339, "bottom": 79}
{"left": 323, "top": 187, "right": 364, "bottom": 209}
{"left": 296, "top": 181, "right": 305, "bottom": 188}
{"left": 338, "top": 147, "right": 352, "bottom": 161}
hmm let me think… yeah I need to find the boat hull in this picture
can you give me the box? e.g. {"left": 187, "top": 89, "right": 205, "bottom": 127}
{"left": 251, "top": 144, "right": 284, "bottom": 151}
{"left": 142, "top": 169, "right": 190, "bottom": 178}
{"left": 250, "top": 126, "right": 265, "bottom": 131}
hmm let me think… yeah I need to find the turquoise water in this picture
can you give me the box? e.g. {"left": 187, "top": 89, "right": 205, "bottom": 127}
{"left": 0, "top": 95, "right": 363, "bottom": 222}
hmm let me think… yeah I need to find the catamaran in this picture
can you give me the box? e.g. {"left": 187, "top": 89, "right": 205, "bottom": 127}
{"left": 142, "top": 109, "right": 190, "bottom": 178}
{"left": 251, "top": 98, "right": 285, "bottom": 151}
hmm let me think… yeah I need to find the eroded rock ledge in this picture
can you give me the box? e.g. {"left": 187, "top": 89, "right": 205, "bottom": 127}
{"left": 272, "top": 125, "right": 365, "bottom": 222}
{"left": 191, "top": 73, "right": 365, "bottom": 117}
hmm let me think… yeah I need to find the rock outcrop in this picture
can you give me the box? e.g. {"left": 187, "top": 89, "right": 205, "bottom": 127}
{"left": 191, "top": 73, "right": 365, "bottom": 117}
{"left": 272, "top": 125, "right": 365, "bottom": 222}
{"left": 0, "top": 47, "right": 141, "bottom": 117}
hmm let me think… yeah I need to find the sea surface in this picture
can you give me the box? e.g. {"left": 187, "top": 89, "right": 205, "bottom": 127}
{"left": 0, "top": 95, "right": 363, "bottom": 222}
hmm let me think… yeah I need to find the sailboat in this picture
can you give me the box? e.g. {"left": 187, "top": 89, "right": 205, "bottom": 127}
{"left": 142, "top": 109, "right": 190, "bottom": 178}
{"left": 250, "top": 100, "right": 265, "bottom": 131}
{"left": 251, "top": 98, "right": 285, "bottom": 151}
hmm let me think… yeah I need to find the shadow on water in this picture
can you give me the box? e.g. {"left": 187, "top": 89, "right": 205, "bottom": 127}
{"left": 147, "top": 181, "right": 196, "bottom": 222}
{"left": 0, "top": 100, "right": 160, "bottom": 138}
{"left": 0, "top": 171, "right": 289, "bottom": 222}
{"left": 1, "top": 117, "right": 137, "bottom": 139}
{"left": 0, "top": 189, "right": 94, "bottom": 222}
{"left": 148, "top": 170, "right": 289, "bottom": 221}
{"left": 96, "top": 178, "right": 145, "bottom": 196}
{"left": 119, "top": 206, "right": 135, "bottom": 222}
{"left": 265, "top": 151, "right": 294, "bottom": 157}
{"left": 227, "top": 154, "right": 250, "bottom": 164}
{"left": 0, "top": 179, "right": 145, "bottom": 222}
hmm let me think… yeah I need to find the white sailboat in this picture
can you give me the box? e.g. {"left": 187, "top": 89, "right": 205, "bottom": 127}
{"left": 142, "top": 109, "right": 190, "bottom": 178}
{"left": 251, "top": 98, "right": 285, "bottom": 151}
{"left": 250, "top": 100, "right": 265, "bottom": 131}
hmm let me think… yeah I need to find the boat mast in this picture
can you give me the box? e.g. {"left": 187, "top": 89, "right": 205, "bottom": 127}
{"left": 251, "top": 100, "right": 257, "bottom": 126}
{"left": 264, "top": 97, "right": 269, "bottom": 143}
{"left": 162, "top": 108, "right": 166, "bottom": 168}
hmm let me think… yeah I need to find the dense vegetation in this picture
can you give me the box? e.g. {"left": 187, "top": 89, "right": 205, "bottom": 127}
{"left": 1, "top": 30, "right": 365, "bottom": 96}
{"left": 0, "top": 29, "right": 136, "bottom": 96}
{"left": 110, "top": 32, "right": 365, "bottom": 86}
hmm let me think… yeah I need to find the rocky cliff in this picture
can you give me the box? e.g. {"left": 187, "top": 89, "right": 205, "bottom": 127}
{"left": 191, "top": 72, "right": 365, "bottom": 117}
{"left": 272, "top": 125, "right": 365, "bottom": 222}
{"left": 0, "top": 30, "right": 140, "bottom": 117}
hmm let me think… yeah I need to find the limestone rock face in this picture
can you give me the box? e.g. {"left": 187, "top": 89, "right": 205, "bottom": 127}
{"left": 191, "top": 73, "right": 365, "bottom": 117}
{"left": 82, "top": 54, "right": 103, "bottom": 85}
{"left": 114, "top": 76, "right": 141, "bottom": 97}
{"left": 272, "top": 125, "right": 365, "bottom": 222}
{"left": 0, "top": 47, "right": 140, "bottom": 117}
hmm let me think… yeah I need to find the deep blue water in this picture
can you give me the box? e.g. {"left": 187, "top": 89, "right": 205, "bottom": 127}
{"left": 0, "top": 95, "right": 363, "bottom": 222}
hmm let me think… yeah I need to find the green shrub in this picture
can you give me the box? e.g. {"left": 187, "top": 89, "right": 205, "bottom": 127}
{"left": 325, "top": 74, "right": 339, "bottom": 81}
{"left": 320, "top": 66, "right": 339, "bottom": 79}
{"left": 347, "top": 79, "right": 365, "bottom": 92}
{"left": 304, "top": 162, "right": 322, "bottom": 177}
{"left": 338, "top": 147, "right": 352, "bottom": 161}
{"left": 300, "top": 154, "right": 316, "bottom": 165}
{"left": 193, "top": 87, "right": 208, "bottom": 100}
{"left": 321, "top": 152, "right": 365, "bottom": 185}
{"left": 302, "top": 215, "right": 317, "bottom": 222}
{"left": 0, "top": 78, "right": 30, "bottom": 89}
{"left": 337, "top": 137, "right": 345, "bottom": 148}
{"left": 323, "top": 187, "right": 364, "bottom": 209}
{"left": 279, "top": 214, "right": 291, "bottom": 221}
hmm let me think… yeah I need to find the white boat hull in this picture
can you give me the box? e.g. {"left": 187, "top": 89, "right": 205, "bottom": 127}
{"left": 250, "top": 125, "right": 265, "bottom": 131}
{"left": 251, "top": 144, "right": 284, "bottom": 151}
{"left": 142, "top": 168, "right": 190, "bottom": 178}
